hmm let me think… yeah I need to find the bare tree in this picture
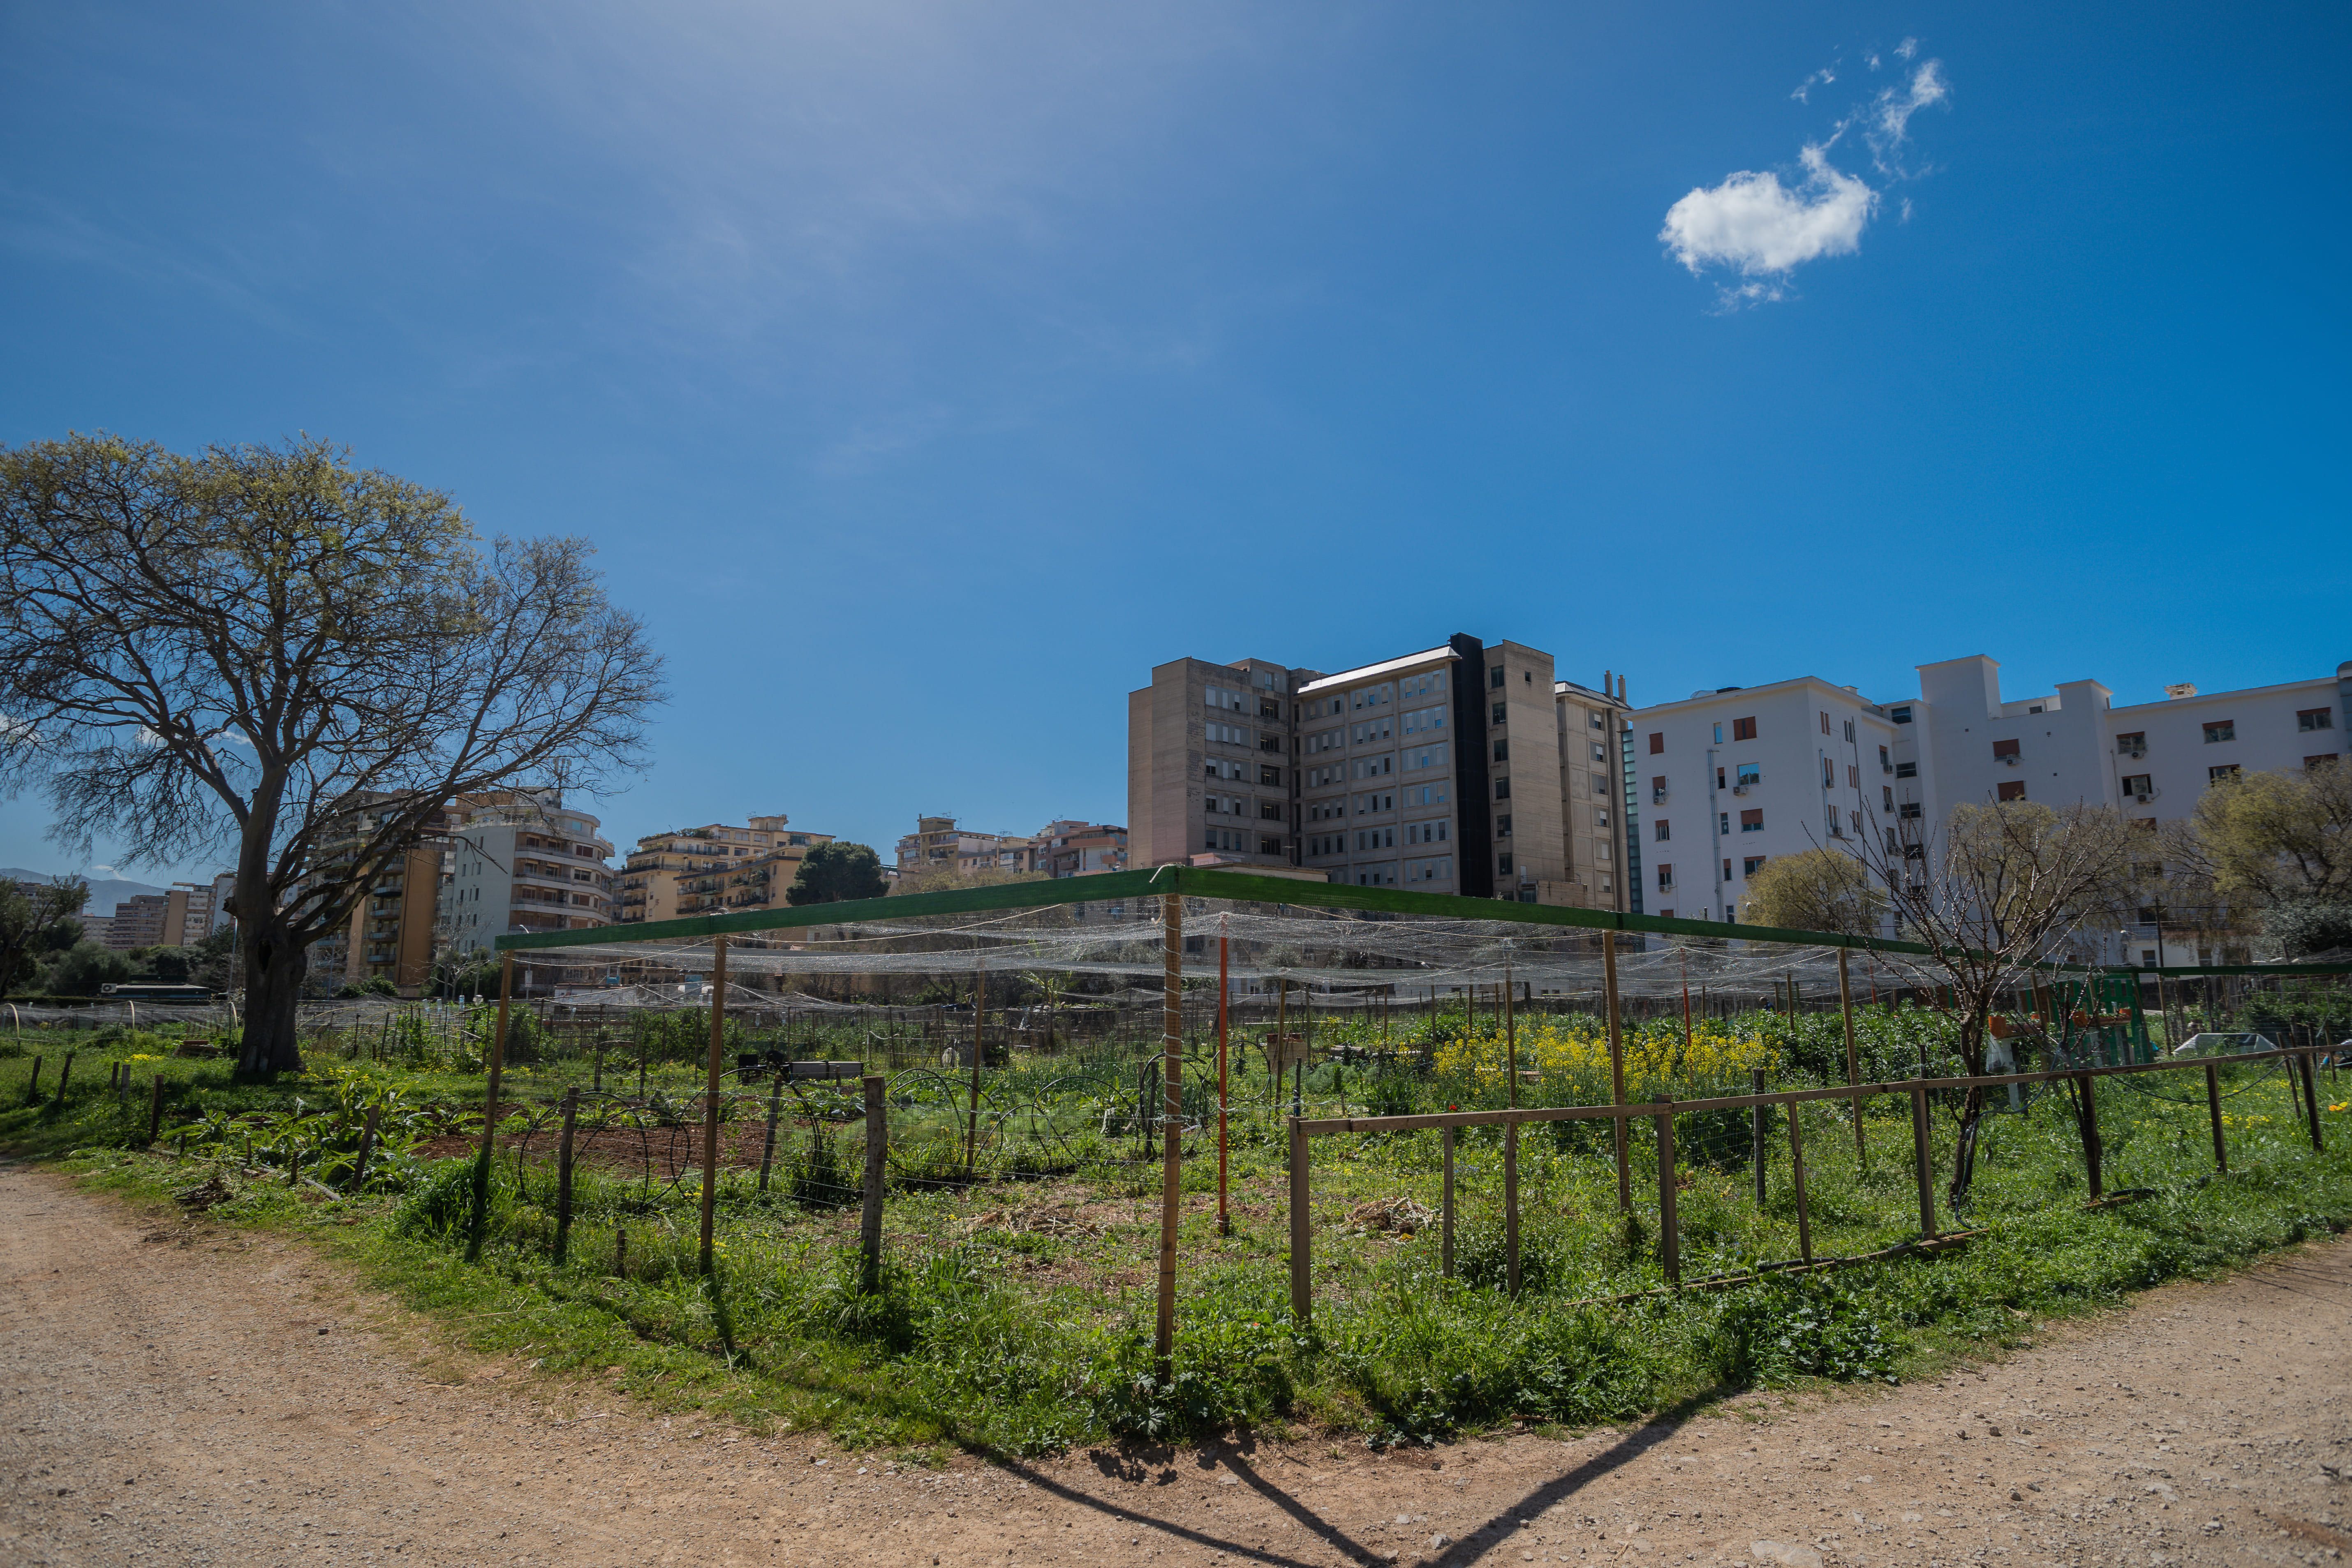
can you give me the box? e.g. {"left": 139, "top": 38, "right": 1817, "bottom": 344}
{"left": 1852, "top": 798, "right": 2139, "bottom": 1207}
{"left": 0, "top": 434, "right": 664, "bottom": 1072}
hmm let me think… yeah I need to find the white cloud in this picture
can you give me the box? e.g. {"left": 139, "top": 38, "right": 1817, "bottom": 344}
{"left": 1658, "top": 143, "right": 1878, "bottom": 295}
{"left": 1864, "top": 60, "right": 1951, "bottom": 174}
{"left": 1791, "top": 65, "right": 1836, "bottom": 104}
{"left": 1895, "top": 36, "right": 1918, "bottom": 60}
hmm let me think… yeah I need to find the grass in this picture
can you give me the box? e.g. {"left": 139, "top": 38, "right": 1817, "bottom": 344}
{"left": 6, "top": 1009, "right": 2350, "bottom": 1462}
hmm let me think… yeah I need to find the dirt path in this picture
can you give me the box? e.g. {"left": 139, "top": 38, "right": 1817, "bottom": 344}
{"left": 2, "top": 1166, "right": 2347, "bottom": 1568}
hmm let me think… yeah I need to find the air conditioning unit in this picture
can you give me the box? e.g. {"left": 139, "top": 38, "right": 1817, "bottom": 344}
{"left": 1731, "top": 784, "right": 1750, "bottom": 796}
{"left": 1651, "top": 788, "right": 1668, "bottom": 804}
{"left": 2134, "top": 791, "right": 2153, "bottom": 804}
{"left": 2119, "top": 746, "right": 2146, "bottom": 759}
{"left": 2003, "top": 755, "right": 2020, "bottom": 767}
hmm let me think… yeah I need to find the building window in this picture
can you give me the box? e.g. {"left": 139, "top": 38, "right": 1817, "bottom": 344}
{"left": 1739, "top": 808, "right": 1763, "bottom": 832}
{"left": 1721, "top": 858, "right": 1732, "bottom": 882}
{"left": 1822, "top": 757, "right": 1836, "bottom": 789}
{"left": 1490, "top": 702, "right": 1507, "bottom": 726}
{"left": 1649, "top": 731, "right": 1665, "bottom": 754}
{"left": 1401, "top": 705, "right": 1447, "bottom": 735}
{"left": 1656, "top": 864, "right": 1674, "bottom": 890}
{"left": 1404, "top": 855, "right": 1451, "bottom": 882}
{"left": 1736, "top": 763, "right": 1760, "bottom": 786}
{"left": 1591, "top": 742, "right": 1607, "bottom": 762}
{"left": 2116, "top": 731, "right": 2146, "bottom": 755}
{"left": 1492, "top": 739, "right": 1509, "bottom": 762}
{"left": 2299, "top": 708, "right": 2335, "bottom": 731}
{"left": 1895, "top": 761, "right": 1916, "bottom": 778}
{"left": 1654, "top": 819, "right": 1670, "bottom": 842}
{"left": 1992, "top": 738, "right": 2021, "bottom": 759}
{"left": 1718, "top": 811, "right": 1730, "bottom": 835}
{"left": 2204, "top": 721, "right": 2234, "bottom": 744}
{"left": 1651, "top": 774, "right": 1666, "bottom": 800}
{"left": 1889, "top": 706, "right": 1912, "bottom": 724}
{"left": 1205, "top": 685, "right": 1247, "bottom": 712}
{"left": 1996, "top": 781, "right": 2027, "bottom": 802}
{"left": 1495, "top": 814, "right": 1514, "bottom": 837}
{"left": 1725, "top": 716, "right": 1755, "bottom": 741}
{"left": 1883, "top": 786, "right": 1896, "bottom": 810}
{"left": 1898, "top": 800, "right": 1922, "bottom": 819}
{"left": 2122, "top": 773, "right": 2153, "bottom": 798}
{"left": 1259, "top": 765, "right": 1281, "bottom": 786}
{"left": 1206, "top": 721, "right": 1249, "bottom": 746}
{"left": 1259, "top": 801, "right": 1284, "bottom": 821}
{"left": 1712, "top": 722, "right": 1724, "bottom": 743}
{"left": 1739, "top": 856, "right": 1765, "bottom": 878}
{"left": 1494, "top": 778, "right": 1511, "bottom": 800}
{"left": 2308, "top": 754, "right": 2342, "bottom": 770}
{"left": 1843, "top": 719, "right": 1856, "bottom": 742}
{"left": 1490, "top": 666, "right": 1506, "bottom": 690}
{"left": 1819, "top": 711, "right": 1831, "bottom": 735}
{"left": 1826, "top": 806, "right": 1843, "bottom": 838}
{"left": 2209, "top": 764, "right": 2241, "bottom": 784}
{"left": 1405, "top": 819, "right": 1449, "bottom": 844}
{"left": 1496, "top": 851, "right": 1512, "bottom": 874}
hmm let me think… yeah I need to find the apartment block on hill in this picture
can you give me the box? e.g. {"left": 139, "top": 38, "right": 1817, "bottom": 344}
{"left": 617, "top": 815, "right": 833, "bottom": 924}
{"left": 103, "top": 875, "right": 238, "bottom": 952}
{"left": 1127, "top": 634, "right": 1631, "bottom": 907}
{"left": 893, "top": 816, "right": 1128, "bottom": 881}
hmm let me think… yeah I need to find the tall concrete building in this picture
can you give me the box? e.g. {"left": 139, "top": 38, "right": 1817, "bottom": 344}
{"left": 103, "top": 879, "right": 227, "bottom": 951}
{"left": 442, "top": 793, "right": 618, "bottom": 960}
{"left": 615, "top": 815, "right": 830, "bottom": 925}
{"left": 1128, "top": 634, "right": 1630, "bottom": 907}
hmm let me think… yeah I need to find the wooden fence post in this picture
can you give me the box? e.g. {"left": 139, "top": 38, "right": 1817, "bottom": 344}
{"left": 23, "top": 1055, "right": 40, "bottom": 1106}
{"left": 1504, "top": 1119, "right": 1520, "bottom": 1298}
{"left": 1288, "top": 1115, "right": 1311, "bottom": 1324}
{"left": 758, "top": 1074, "right": 783, "bottom": 1194}
{"left": 1909, "top": 1084, "right": 1938, "bottom": 1237}
{"left": 2300, "top": 1051, "right": 2325, "bottom": 1152}
{"left": 1750, "top": 1068, "right": 1768, "bottom": 1207}
{"left": 1655, "top": 1101, "right": 1680, "bottom": 1286}
{"left": 1155, "top": 888, "right": 1182, "bottom": 1381}
{"left": 1839, "top": 948, "right": 1864, "bottom": 1167}
{"left": 2204, "top": 1061, "right": 2227, "bottom": 1173}
{"left": 146, "top": 1075, "right": 164, "bottom": 1145}
{"left": 351, "top": 1104, "right": 382, "bottom": 1191}
{"left": 53, "top": 1050, "right": 74, "bottom": 1107}
{"left": 696, "top": 937, "right": 728, "bottom": 1277}
{"left": 860, "top": 1074, "right": 886, "bottom": 1294}
{"left": 554, "top": 1086, "right": 579, "bottom": 1265}
{"left": 1217, "top": 921, "right": 1230, "bottom": 1237}
{"left": 465, "top": 953, "right": 513, "bottom": 1265}
{"left": 1605, "top": 934, "right": 1630, "bottom": 1214}
{"left": 2076, "top": 1072, "right": 2103, "bottom": 1202}
{"left": 1441, "top": 1124, "right": 1455, "bottom": 1279}
{"left": 1787, "top": 1098, "right": 1813, "bottom": 1265}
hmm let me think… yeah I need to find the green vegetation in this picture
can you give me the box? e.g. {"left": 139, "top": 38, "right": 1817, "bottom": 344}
{"left": 5, "top": 999, "right": 2347, "bottom": 1462}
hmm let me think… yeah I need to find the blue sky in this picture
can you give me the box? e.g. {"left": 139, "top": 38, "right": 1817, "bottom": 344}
{"left": 3, "top": 1, "right": 2345, "bottom": 886}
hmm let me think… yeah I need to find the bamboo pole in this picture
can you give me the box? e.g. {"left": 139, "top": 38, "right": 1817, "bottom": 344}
{"left": 1216, "top": 918, "right": 1230, "bottom": 1236}
{"left": 1605, "top": 932, "right": 1629, "bottom": 1213}
{"left": 1839, "top": 948, "right": 1864, "bottom": 1167}
{"left": 1154, "top": 891, "right": 1182, "bottom": 1379}
{"left": 697, "top": 937, "right": 728, "bottom": 1276}
{"left": 465, "top": 953, "right": 513, "bottom": 1264}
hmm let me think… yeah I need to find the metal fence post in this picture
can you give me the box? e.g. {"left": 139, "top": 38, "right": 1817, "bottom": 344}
{"left": 2204, "top": 1061, "right": 2227, "bottom": 1173}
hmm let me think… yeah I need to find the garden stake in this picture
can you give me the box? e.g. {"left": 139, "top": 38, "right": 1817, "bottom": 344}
{"left": 613, "top": 1225, "right": 627, "bottom": 1279}
{"left": 1288, "top": 1112, "right": 1310, "bottom": 1324}
{"left": 697, "top": 937, "right": 728, "bottom": 1276}
{"left": 860, "top": 1074, "right": 886, "bottom": 1293}
{"left": 2205, "top": 1061, "right": 2227, "bottom": 1173}
{"left": 1153, "top": 888, "right": 1184, "bottom": 1379}
{"left": 1504, "top": 1120, "right": 1521, "bottom": 1296}
{"left": 1217, "top": 917, "right": 1230, "bottom": 1236}
{"left": 23, "top": 1055, "right": 40, "bottom": 1106}
{"left": 147, "top": 1074, "right": 164, "bottom": 1145}
{"left": 1909, "top": 1083, "right": 1938, "bottom": 1237}
{"left": 1751, "top": 1067, "right": 1768, "bottom": 1207}
{"left": 1441, "top": 1124, "right": 1455, "bottom": 1279}
{"left": 52, "top": 1050, "right": 73, "bottom": 1107}
{"left": 465, "top": 953, "right": 513, "bottom": 1264}
{"left": 1787, "top": 1097, "right": 1813, "bottom": 1264}
{"left": 351, "top": 1104, "right": 381, "bottom": 1191}
{"left": 2076, "top": 1071, "right": 2104, "bottom": 1201}
{"left": 1839, "top": 948, "right": 1865, "bottom": 1167}
{"left": 554, "top": 1086, "right": 578, "bottom": 1265}
{"left": 1654, "top": 1099, "right": 1680, "bottom": 1286}
{"left": 2301, "top": 1050, "right": 2324, "bottom": 1151}
{"left": 1605, "top": 932, "right": 1630, "bottom": 1213}
{"left": 757, "top": 1074, "right": 782, "bottom": 1193}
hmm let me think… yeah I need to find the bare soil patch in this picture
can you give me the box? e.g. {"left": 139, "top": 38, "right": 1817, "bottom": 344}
{"left": 2, "top": 1163, "right": 2346, "bottom": 1568}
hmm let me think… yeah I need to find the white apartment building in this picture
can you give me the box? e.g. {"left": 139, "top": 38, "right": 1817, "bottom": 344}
{"left": 1631, "top": 654, "right": 2349, "bottom": 959}
{"left": 440, "top": 795, "right": 617, "bottom": 959}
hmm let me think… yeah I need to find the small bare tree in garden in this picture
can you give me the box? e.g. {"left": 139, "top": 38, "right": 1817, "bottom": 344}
{"left": 0, "top": 434, "right": 664, "bottom": 1073}
{"left": 1852, "top": 798, "right": 2139, "bottom": 1207}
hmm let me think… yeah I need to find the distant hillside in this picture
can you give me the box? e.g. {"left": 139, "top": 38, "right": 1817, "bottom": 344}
{"left": 1, "top": 869, "right": 171, "bottom": 919}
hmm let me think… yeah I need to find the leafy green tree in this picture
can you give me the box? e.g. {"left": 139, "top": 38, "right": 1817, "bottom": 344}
{"left": 2168, "top": 763, "right": 2352, "bottom": 955}
{"left": 47, "top": 939, "right": 133, "bottom": 996}
{"left": 0, "top": 875, "right": 87, "bottom": 994}
{"left": 784, "top": 841, "right": 889, "bottom": 905}
{"left": 0, "top": 434, "right": 664, "bottom": 1073}
{"left": 129, "top": 945, "right": 199, "bottom": 985}
{"left": 1740, "top": 848, "right": 1885, "bottom": 935}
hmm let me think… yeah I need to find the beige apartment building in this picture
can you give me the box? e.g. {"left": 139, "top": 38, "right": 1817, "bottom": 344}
{"left": 1128, "top": 634, "right": 1630, "bottom": 907}
{"left": 103, "top": 879, "right": 224, "bottom": 951}
{"left": 617, "top": 815, "right": 834, "bottom": 924}
{"left": 440, "top": 794, "right": 618, "bottom": 961}
{"left": 894, "top": 816, "right": 1128, "bottom": 881}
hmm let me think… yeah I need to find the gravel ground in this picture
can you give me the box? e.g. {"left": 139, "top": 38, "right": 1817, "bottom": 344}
{"left": 2, "top": 1163, "right": 2347, "bottom": 1568}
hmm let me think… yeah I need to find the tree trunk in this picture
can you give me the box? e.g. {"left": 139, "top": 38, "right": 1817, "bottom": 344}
{"left": 1945, "top": 1014, "right": 1988, "bottom": 1208}
{"left": 239, "top": 917, "right": 309, "bottom": 1075}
